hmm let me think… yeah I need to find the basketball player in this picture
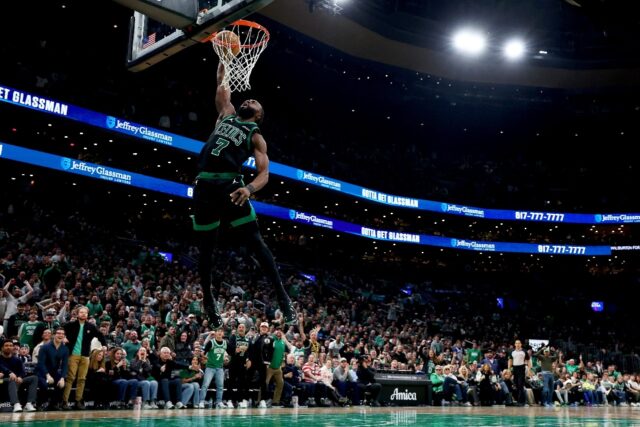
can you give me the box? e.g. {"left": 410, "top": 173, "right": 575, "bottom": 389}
{"left": 192, "top": 62, "right": 296, "bottom": 328}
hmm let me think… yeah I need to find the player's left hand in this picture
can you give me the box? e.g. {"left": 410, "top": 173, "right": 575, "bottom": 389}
{"left": 230, "top": 187, "right": 251, "bottom": 206}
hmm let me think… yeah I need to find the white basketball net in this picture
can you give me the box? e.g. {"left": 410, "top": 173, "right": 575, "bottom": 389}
{"left": 211, "top": 21, "right": 269, "bottom": 92}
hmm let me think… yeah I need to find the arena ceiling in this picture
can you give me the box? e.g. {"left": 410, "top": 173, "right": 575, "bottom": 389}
{"left": 260, "top": 0, "right": 640, "bottom": 88}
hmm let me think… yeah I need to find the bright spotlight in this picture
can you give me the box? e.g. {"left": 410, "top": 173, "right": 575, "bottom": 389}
{"left": 453, "top": 29, "right": 486, "bottom": 56}
{"left": 503, "top": 39, "right": 525, "bottom": 60}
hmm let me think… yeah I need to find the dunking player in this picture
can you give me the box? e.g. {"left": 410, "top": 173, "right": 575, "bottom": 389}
{"left": 192, "top": 62, "right": 296, "bottom": 328}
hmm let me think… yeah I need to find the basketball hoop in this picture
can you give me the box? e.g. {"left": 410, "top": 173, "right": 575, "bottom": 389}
{"left": 205, "top": 20, "right": 270, "bottom": 92}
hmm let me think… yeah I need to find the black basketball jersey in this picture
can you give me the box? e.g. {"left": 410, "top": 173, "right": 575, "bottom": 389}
{"left": 198, "top": 114, "right": 260, "bottom": 173}
{"left": 232, "top": 334, "right": 251, "bottom": 360}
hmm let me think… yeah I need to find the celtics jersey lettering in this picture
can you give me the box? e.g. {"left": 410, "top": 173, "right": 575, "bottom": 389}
{"left": 234, "top": 335, "right": 250, "bottom": 358}
{"left": 19, "top": 321, "right": 42, "bottom": 347}
{"left": 198, "top": 115, "right": 260, "bottom": 173}
{"left": 207, "top": 339, "right": 227, "bottom": 369}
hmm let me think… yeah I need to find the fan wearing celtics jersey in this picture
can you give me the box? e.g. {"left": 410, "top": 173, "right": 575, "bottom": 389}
{"left": 226, "top": 323, "right": 252, "bottom": 408}
{"left": 193, "top": 62, "right": 297, "bottom": 329}
{"left": 18, "top": 308, "right": 44, "bottom": 352}
{"left": 199, "top": 327, "right": 228, "bottom": 409}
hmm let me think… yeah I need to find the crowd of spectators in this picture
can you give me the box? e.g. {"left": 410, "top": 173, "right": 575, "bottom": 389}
{"left": 0, "top": 186, "right": 638, "bottom": 412}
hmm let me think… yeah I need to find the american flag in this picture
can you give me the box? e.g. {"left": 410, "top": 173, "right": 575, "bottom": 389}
{"left": 142, "top": 33, "right": 156, "bottom": 49}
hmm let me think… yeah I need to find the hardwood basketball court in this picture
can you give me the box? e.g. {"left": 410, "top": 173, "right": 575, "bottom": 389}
{"left": 3, "top": 406, "right": 640, "bottom": 426}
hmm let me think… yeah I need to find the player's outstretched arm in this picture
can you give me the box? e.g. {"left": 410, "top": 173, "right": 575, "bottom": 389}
{"left": 216, "top": 63, "right": 235, "bottom": 122}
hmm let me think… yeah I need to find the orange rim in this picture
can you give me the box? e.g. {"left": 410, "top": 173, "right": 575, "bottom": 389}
{"left": 202, "top": 19, "right": 270, "bottom": 47}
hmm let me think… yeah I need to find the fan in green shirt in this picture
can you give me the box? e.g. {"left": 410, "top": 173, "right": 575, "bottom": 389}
{"left": 466, "top": 344, "right": 482, "bottom": 364}
{"left": 122, "top": 332, "right": 142, "bottom": 363}
{"left": 72, "top": 322, "right": 84, "bottom": 356}
{"left": 18, "top": 310, "right": 44, "bottom": 350}
{"left": 606, "top": 366, "right": 621, "bottom": 380}
{"left": 430, "top": 366, "right": 445, "bottom": 393}
{"left": 140, "top": 316, "right": 157, "bottom": 348}
{"left": 189, "top": 298, "right": 203, "bottom": 317}
{"left": 204, "top": 331, "right": 227, "bottom": 369}
{"left": 566, "top": 356, "right": 583, "bottom": 375}
{"left": 86, "top": 296, "right": 104, "bottom": 317}
{"left": 270, "top": 334, "right": 286, "bottom": 369}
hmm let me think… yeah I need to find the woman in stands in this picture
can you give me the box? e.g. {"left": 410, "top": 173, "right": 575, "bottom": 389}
{"left": 423, "top": 349, "right": 438, "bottom": 375}
{"left": 499, "top": 369, "right": 515, "bottom": 405}
{"left": 318, "top": 352, "right": 327, "bottom": 368}
{"left": 140, "top": 338, "right": 158, "bottom": 366}
{"left": 175, "top": 331, "right": 193, "bottom": 364}
{"left": 107, "top": 347, "right": 140, "bottom": 409}
{"left": 179, "top": 356, "right": 204, "bottom": 408}
{"left": 476, "top": 363, "right": 498, "bottom": 406}
{"left": 130, "top": 346, "right": 158, "bottom": 409}
{"left": 87, "top": 348, "right": 110, "bottom": 409}
{"left": 458, "top": 365, "right": 478, "bottom": 405}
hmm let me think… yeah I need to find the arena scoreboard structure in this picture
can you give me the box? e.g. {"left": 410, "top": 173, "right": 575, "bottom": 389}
{"left": 112, "top": 0, "right": 273, "bottom": 71}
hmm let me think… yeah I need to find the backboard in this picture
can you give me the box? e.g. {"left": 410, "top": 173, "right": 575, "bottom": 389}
{"left": 124, "top": 0, "right": 274, "bottom": 71}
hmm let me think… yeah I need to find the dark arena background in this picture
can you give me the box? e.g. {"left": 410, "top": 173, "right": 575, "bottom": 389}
{"left": 1, "top": 0, "right": 640, "bottom": 426}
